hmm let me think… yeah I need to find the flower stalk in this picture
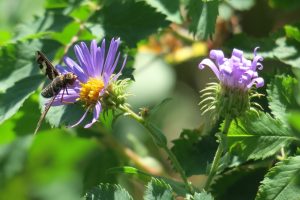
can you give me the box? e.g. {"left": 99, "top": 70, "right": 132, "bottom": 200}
{"left": 204, "top": 117, "right": 232, "bottom": 190}
{"left": 118, "top": 104, "right": 194, "bottom": 194}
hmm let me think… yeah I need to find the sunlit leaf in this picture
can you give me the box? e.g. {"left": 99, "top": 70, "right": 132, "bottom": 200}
{"left": 192, "top": 191, "right": 214, "bottom": 200}
{"left": 144, "top": 178, "right": 174, "bottom": 200}
{"left": 188, "top": 0, "right": 219, "bottom": 39}
{"left": 85, "top": 183, "right": 133, "bottom": 200}
{"left": 256, "top": 156, "right": 300, "bottom": 200}
{"left": 227, "top": 112, "right": 298, "bottom": 160}
{"left": 144, "top": 0, "right": 182, "bottom": 23}
{"left": 267, "top": 75, "right": 298, "bottom": 124}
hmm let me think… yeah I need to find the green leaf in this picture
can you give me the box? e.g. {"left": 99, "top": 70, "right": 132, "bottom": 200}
{"left": 107, "top": 166, "right": 188, "bottom": 196}
{"left": 285, "top": 24, "right": 300, "bottom": 42}
{"left": 90, "top": 1, "right": 169, "bottom": 47}
{"left": 144, "top": 0, "right": 182, "bottom": 23}
{"left": 188, "top": 0, "right": 219, "bottom": 39}
{"left": 227, "top": 112, "right": 298, "bottom": 160}
{"left": 0, "top": 131, "right": 101, "bottom": 200}
{"left": 267, "top": 75, "right": 298, "bottom": 124}
{"left": 144, "top": 178, "right": 174, "bottom": 200}
{"left": 39, "top": 96, "right": 91, "bottom": 128}
{"left": 269, "top": 0, "right": 300, "bottom": 10}
{"left": 145, "top": 122, "right": 167, "bottom": 147}
{"left": 211, "top": 167, "right": 267, "bottom": 200}
{"left": 0, "top": 39, "right": 62, "bottom": 125}
{"left": 0, "top": 75, "right": 44, "bottom": 125}
{"left": 171, "top": 129, "right": 217, "bottom": 176}
{"left": 14, "top": 11, "right": 73, "bottom": 41}
{"left": 45, "top": 0, "right": 82, "bottom": 9}
{"left": 225, "top": 31, "right": 300, "bottom": 69}
{"left": 0, "top": 135, "right": 33, "bottom": 182}
{"left": 85, "top": 183, "right": 133, "bottom": 200}
{"left": 256, "top": 156, "right": 300, "bottom": 200}
{"left": 192, "top": 191, "right": 214, "bottom": 200}
{"left": 147, "top": 98, "right": 172, "bottom": 120}
{"left": 288, "top": 111, "right": 300, "bottom": 133}
{"left": 0, "top": 39, "right": 62, "bottom": 92}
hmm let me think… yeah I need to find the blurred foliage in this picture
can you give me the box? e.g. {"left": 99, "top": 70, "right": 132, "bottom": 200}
{"left": 1, "top": 0, "right": 300, "bottom": 199}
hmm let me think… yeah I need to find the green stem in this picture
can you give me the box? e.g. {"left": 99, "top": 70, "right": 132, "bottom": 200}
{"left": 118, "top": 104, "right": 194, "bottom": 194}
{"left": 204, "top": 117, "right": 232, "bottom": 190}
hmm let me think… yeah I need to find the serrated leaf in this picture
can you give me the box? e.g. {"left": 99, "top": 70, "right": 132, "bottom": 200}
{"left": 144, "top": 178, "right": 174, "bottom": 200}
{"left": 90, "top": 1, "right": 169, "bottom": 47}
{"left": 227, "top": 112, "right": 298, "bottom": 160}
{"left": 171, "top": 129, "right": 217, "bottom": 176}
{"left": 267, "top": 75, "right": 298, "bottom": 124}
{"left": 85, "top": 183, "right": 133, "bottom": 200}
{"left": 192, "top": 191, "right": 214, "bottom": 200}
{"left": 144, "top": 0, "right": 182, "bottom": 23}
{"left": 0, "top": 75, "right": 44, "bottom": 124}
{"left": 188, "top": 0, "right": 219, "bottom": 39}
{"left": 256, "top": 156, "right": 300, "bottom": 200}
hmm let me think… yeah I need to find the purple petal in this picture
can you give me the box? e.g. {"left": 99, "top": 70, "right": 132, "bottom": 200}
{"left": 232, "top": 49, "right": 243, "bottom": 61}
{"left": 69, "top": 106, "right": 91, "bottom": 128}
{"left": 64, "top": 57, "right": 88, "bottom": 83}
{"left": 199, "top": 58, "right": 220, "bottom": 80}
{"left": 103, "top": 38, "right": 120, "bottom": 75}
{"left": 84, "top": 101, "right": 102, "bottom": 128}
{"left": 103, "top": 72, "right": 110, "bottom": 87}
{"left": 98, "top": 39, "right": 106, "bottom": 76}
{"left": 209, "top": 50, "right": 225, "bottom": 66}
{"left": 74, "top": 44, "right": 89, "bottom": 75}
{"left": 252, "top": 55, "right": 264, "bottom": 70}
{"left": 80, "top": 42, "right": 94, "bottom": 75}
{"left": 90, "top": 40, "right": 98, "bottom": 70}
{"left": 113, "top": 55, "right": 127, "bottom": 81}
{"left": 247, "top": 77, "right": 264, "bottom": 89}
{"left": 51, "top": 94, "right": 79, "bottom": 106}
{"left": 55, "top": 65, "right": 70, "bottom": 74}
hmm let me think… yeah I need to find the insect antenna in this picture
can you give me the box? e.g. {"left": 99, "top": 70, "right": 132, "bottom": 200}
{"left": 34, "top": 95, "right": 56, "bottom": 135}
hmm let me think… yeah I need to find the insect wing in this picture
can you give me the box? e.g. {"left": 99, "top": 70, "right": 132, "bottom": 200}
{"left": 36, "top": 51, "right": 60, "bottom": 80}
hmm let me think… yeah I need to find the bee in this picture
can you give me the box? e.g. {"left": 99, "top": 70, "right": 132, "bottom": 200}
{"left": 34, "top": 51, "right": 77, "bottom": 135}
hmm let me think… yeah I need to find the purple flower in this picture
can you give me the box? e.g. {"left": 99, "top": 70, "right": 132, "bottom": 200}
{"left": 52, "top": 38, "right": 127, "bottom": 128}
{"left": 199, "top": 47, "right": 264, "bottom": 91}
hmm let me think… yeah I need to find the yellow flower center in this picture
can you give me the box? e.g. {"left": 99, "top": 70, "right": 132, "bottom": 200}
{"left": 79, "top": 78, "right": 104, "bottom": 105}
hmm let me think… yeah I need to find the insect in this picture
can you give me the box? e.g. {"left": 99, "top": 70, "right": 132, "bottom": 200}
{"left": 34, "top": 51, "right": 77, "bottom": 135}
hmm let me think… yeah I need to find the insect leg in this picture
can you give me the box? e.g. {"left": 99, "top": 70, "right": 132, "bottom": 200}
{"left": 60, "top": 88, "right": 66, "bottom": 103}
{"left": 61, "top": 87, "right": 75, "bottom": 104}
{"left": 34, "top": 95, "right": 56, "bottom": 135}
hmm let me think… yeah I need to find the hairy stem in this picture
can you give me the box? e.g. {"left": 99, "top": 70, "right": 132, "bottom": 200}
{"left": 118, "top": 104, "right": 194, "bottom": 194}
{"left": 204, "top": 116, "right": 232, "bottom": 190}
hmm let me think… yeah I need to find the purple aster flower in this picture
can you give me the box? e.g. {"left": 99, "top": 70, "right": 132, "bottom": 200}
{"left": 199, "top": 47, "right": 264, "bottom": 90}
{"left": 52, "top": 38, "right": 127, "bottom": 128}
